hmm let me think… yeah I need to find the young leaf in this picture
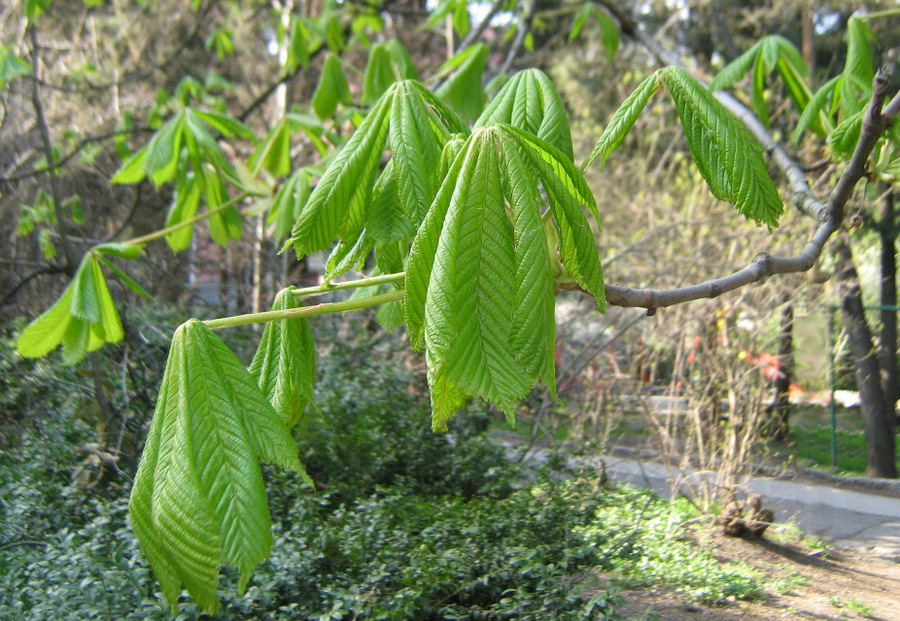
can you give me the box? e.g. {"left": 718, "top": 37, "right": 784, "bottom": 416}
{"left": 290, "top": 92, "right": 392, "bottom": 257}
{"left": 250, "top": 119, "right": 293, "bottom": 177}
{"left": 595, "top": 6, "right": 619, "bottom": 60}
{"left": 391, "top": 81, "right": 446, "bottom": 225}
{"left": 165, "top": 174, "right": 201, "bottom": 254}
{"left": 475, "top": 69, "right": 575, "bottom": 159}
{"left": 583, "top": 72, "right": 661, "bottom": 171}
{"left": 568, "top": 4, "right": 592, "bottom": 43}
{"left": 286, "top": 17, "right": 310, "bottom": 73}
{"left": 144, "top": 111, "right": 186, "bottom": 186}
{"left": 829, "top": 109, "right": 865, "bottom": 161}
{"left": 269, "top": 168, "right": 312, "bottom": 242}
{"left": 0, "top": 46, "right": 32, "bottom": 90}
{"left": 312, "top": 54, "right": 351, "bottom": 119}
{"left": 361, "top": 42, "right": 395, "bottom": 105}
{"left": 423, "top": 130, "right": 531, "bottom": 427}
{"left": 435, "top": 43, "right": 488, "bottom": 122}
{"left": 709, "top": 39, "right": 763, "bottom": 92}
{"left": 110, "top": 145, "right": 149, "bottom": 185}
{"left": 96, "top": 256, "right": 151, "bottom": 298}
{"left": 659, "top": 67, "right": 783, "bottom": 227}
{"left": 129, "top": 319, "right": 306, "bottom": 613}
{"left": 93, "top": 241, "right": 145, "bottom": 259}
{"left": 501, "top": 125, "right": 604, "bottom": 309}
{"left": 249, "top": 290, "right": 316, "bottom": 429}
{"left": 17, "top": 286, "right": 76, "bottom": 359}
{"left": 794, "top": 75, "right": 839, "bottom": 142}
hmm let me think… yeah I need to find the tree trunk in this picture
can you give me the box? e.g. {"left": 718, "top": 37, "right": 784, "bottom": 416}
{"left": 834, "top": 236, "right": 897, "bottom": 478}
{"left": 769, "top": 295, "right": 793, "bottom": 441}
{"left": 879, "top": 188, "right": 897, "bottom": 425}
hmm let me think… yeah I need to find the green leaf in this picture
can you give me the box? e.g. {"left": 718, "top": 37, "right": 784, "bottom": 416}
{"left": 595, "top": 6, "right": 619, "bottom": 60}
{"left": 165, "top": 174, "right": 201, "bottom": 254}
{"left": 751, "top": 53, "right": 769, "bottom": 128}
{"left": 93, "top": 242, "right": 145, "bottom": 259}
{"left": 367, "top": 163, "right": 413, "bottom": 246}
{"left": 312, "top": 54, "right": 351, "bottom": 119}
{"left": 452, "top": 0, "right": 470, "bottom": 38}
{"left": 583, "top": 72, "right": 661, "bottom": 171}
{"left": 129, "top": 319, "right": 305, "bottom": 613}
{"left": 110, "top": 145, "right": 148, "bottom": 185}
{"left": 794, "top": 75, "right": 839, "bottom": 142}
{"left": 204, "top": 166, "right": 242, "bottom": 247}
{"left": 829, "top": 109, "right": 865, "bottom": 161}
{"left": 842, "top": 16, "right": 875, "bottom": 111}
{"left": 269, "top": 169, "right": 312, "bottom": 242}
{"left": 660, "top": 67, "right": 783, "bottom": 227}
{"left": 423, "top": 130, "right": 531, "bottom": 427}
{"left": 250, "top": 119, "right": 293, "bottom": 177}
{"left": 435, "top": 44, "right": 489, "bottom": 122}
{"left": 568, "top": 4, "right": 592, "bottom": 43}
{"left": 501, "top": 125, "right": 604, "bottom": 308}
{"left": 361, "top": 43, "right": 395, "bottom": 105}
{"left": 248, "top": 290, "right": 316, "bottom": 430}
{"left": 96, "top": 256, "right": 151, "bottom": 298}
{"left": 145, "top": 111, "right": 186, "bottom": 186}
{"left": 391, "top": 81, "right": 446, "bottom": 226}
{"left": 0, "top": 45, "right": 31, "bottom": 90}
{"left": 17, "top": 285, "right": 76, "bottom": 358}
{"left": 193, "top": 110, "right": 254, "bottom": 139}
{"left": 286, "top": 17, "right": 310, "bottom": 73}
{"left": 404, "top": 138, "right": 471, "bottom": 351}
{"left": 474, "top": 69, "right": 574, "bottom": 159}
{"left": 25, "top": 0, "right": 52, "bottom": 22}
{"left": 709, "top": 40, "right": 762, "bottom": 92}
{"left": 421, "top": 0, "right": 457, "bottom": 30}
{"left": 290, "top": 92, "right": 392, "bottom": 257}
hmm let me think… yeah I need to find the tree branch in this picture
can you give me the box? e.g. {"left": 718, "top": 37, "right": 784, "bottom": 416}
{"left": 594, "top": 8, "right": 899, "bottom": 310}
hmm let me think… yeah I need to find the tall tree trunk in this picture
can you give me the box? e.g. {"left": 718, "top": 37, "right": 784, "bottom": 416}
{"left": 879, "top": 188, "right": 897, "bottom": 425}
{"left": 834, "top": 235, "right": 897, "bottom": 478}
{"left": 769, "top": 294, "right": 793, "bottom": 441}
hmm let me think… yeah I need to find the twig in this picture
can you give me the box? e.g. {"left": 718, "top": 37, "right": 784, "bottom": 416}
{"left": 499, "top": 0, "right": 536, "bottom": 75}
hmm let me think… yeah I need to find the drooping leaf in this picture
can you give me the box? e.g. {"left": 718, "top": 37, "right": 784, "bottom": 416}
{"left": 829, "top": 109, "right": 865, "bottom": 161}
{"left": 367, "top": 162, "right": 413, "bottom": 246}
{"left": 96, "top": 256, "right": 151, "bottom": 298}
{"left": 290, "top": 92, "right": 392, "bottom": 258}
{"left": 361, "top": 43, "right": 395, "bottom": 105}
{"left": 595, "top": 6, "right": 619, "bottom": 60}
{"left": 751, "top": 53, "right": 769, "bottom": 128}
{"left": 312, "top": 54, "right": 351, "bottom": 119}
{"left": 583, "top": 72, "right": 661, "bottom": 171}
{"left": 435, "top": 43, "right": 488, "bottom": 122}
{"left": 165, "top": 174, "right": 201, "bottom": 254}
{"left": 501, "top": 125, "right": 604, "bottom": 308}
{"left": 709, "top": 40, "right": 763, "bottom": 92}
{"left": 250, "top": 119, "right": 293, "bottom": 177}
{"left": 794, "top": 75, "right": 839, "bottom": 142}
{"left": 568, "top": 4, "right": 593, "bottom": 43}
{"left": 17, "top": 254, "right": 124, "bottom": 362}
{"left": 660, "top": 67, "right": 783, "bottom": 227}
{"left": 841, "top": 16, "right": 876, "bottom": 115}
{"left": 144, "top": 111, "right": 186, "bottom": 186}
{"left": 391, "top": 81, "right": 446, "bottom": 225}
{"left": 110, "top": 145, "right": 149, "bottom": 185}
{"left": 0, "top": 46, "right": 31, "bottom": 90}
{"left": 423, "top": 130, "right": 531, "bottom": 427}
{"left": 269, "top": 168, "right": 312, "bottom": 242}
{"left": 286, "top": 17, "right": 310, "bottom": 74}
{"left": 474, "top": 69, "right": 575, "bottom": 159}
{"left": 203, "top": 166, "right": 242, "bottom": 247}
{"left": 249, "top": 290, "right": 316, "bottom": 429}
{"left": 129, "top": 319, "right": 306, "bottom": 613}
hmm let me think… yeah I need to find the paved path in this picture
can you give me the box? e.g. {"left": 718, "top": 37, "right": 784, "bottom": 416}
{"left": 598, "top": 455, "right": 900, "bottom": 558}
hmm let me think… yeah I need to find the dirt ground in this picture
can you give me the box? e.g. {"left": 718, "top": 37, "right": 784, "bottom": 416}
{"left": 613, "top": 533, "right": 900, "bottom": 621}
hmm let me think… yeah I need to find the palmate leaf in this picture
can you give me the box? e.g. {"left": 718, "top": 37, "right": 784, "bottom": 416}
{"left": 475, "top": 69, "right": 575, "bottom": 159}
{"left": 248, "top": 290, "right": 316, "bottom": 429}
{"left": 17, "top": 253, "right": 124, "bottom": 363}
{"left": 129, "top": 319, "right": 306, "bottom": 614}
{"left": 406, "top": 125, "right": 602, "bottom": 429}
{"left": 660, "top": 67, "right": 783, "bottom": 227}
{"left": 290, "top": 80, "right": 466, "bottom": 273}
